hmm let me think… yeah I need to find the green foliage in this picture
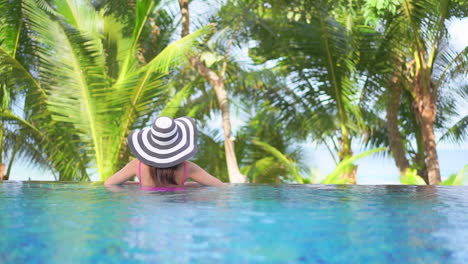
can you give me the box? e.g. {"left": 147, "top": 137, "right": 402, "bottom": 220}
{"left": 0, "top": 0, "right": 211, "bottom": 181}
{"left": 322, "top": 147, "right": 386, "bottom": 184}
{"left": 441, "top": 174, "right": 458, "bottom": 185}
{"left": 239, "top": 0, "right": 381, "bottom": 175}
{"left": 251, "top": 139, "right": 303, "bottom": 183}
{"left": 241, "top": 157, "right": 279, "bottom": 183}
{"left": 191, "top": 128, "right": 229, "bottom": 182}
{"left": 199, "top": 51, "right": 224, "bottom": 67}
{"left": 159, "top": 84, "right": 194, "bottom": 118}
{"left": 440, "top": 165, "right": 468, "bottom": 185}
{"left": 400, "top": 169, "right": 427, "bottom": 185}
{"left": 363, "top": 0, "right": 402, "bottom": 24}
{"left": 1, "top": 0, "right": 466, "bottom": 184}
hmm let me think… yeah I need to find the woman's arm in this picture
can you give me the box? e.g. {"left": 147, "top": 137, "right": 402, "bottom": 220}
{"left": 187, "top": 161, "right": 227, "bottom": 187}
{"left": 104, "top": 159, "right": 138, "bottom": 185}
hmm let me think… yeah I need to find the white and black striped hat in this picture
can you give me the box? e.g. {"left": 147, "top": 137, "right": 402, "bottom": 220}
{"left": 128, "top": 116, "right": 198, "bottom": 168}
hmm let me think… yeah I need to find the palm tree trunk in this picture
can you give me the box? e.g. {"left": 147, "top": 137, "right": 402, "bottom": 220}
{"left": 412, "top": 77, "right": 441, "bottom": 184}
{"left": 414, "top": 124, "right": 428, "bottom": 183}
{"left": 338, "top": 134, "right": 356, "bottom": 184}
{"left": 4, "top": 141, "right": 20, "bottom": 181}
{"left": 179, "top": 0, "right": 246, "bottom": 183}
{"left": 188, "top": 57, "right": 246, "bottom": 183}
{"left": 407, "top": 93, "right": 428, "bottom": 183}
{"left": 344, "top": 165, "right": 357, "bottom": 184}
{"left": 386, "top": 81, "right": 410, "bottom": 177}
{"left": 420, "top": 116, "right": 440, "bottom": 184}
{"left": 318, "top": 12, "right": 356, "bottom": 184}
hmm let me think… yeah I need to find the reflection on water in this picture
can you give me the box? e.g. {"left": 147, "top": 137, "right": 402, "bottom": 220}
{"left": 1, "top": 182, "right": 468, "bottom": 263}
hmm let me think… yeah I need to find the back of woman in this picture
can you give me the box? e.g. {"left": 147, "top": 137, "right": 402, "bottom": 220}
{"left": 105, "top": 116, "right": 225, "bottom": 188}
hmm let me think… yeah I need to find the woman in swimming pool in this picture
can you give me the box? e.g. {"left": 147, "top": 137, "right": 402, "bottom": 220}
{"left": 104, "top": 116, "right": 225, "bottom": 188}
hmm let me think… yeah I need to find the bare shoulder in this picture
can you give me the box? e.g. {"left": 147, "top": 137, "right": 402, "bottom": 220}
{"left": 125, "top": 158, "right": 140, "bottom": 172}
{"left": 184, "top": 161, "right": 227, "bottom": 187}
{"left": 185, "top": 161, "right": 203, "bottom": 172}
{"left": 185, "top": 161, "right": 215, "bottom": 177}
{"left": 129, "top": 158, "right": 139, "bottom": 167}
{"left": 104, "top": 158, "right": 139, "bottom": 185}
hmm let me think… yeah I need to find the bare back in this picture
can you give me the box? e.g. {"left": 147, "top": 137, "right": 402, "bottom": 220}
{"left": 137, "top": 161, "right": 187, "bottom": 187}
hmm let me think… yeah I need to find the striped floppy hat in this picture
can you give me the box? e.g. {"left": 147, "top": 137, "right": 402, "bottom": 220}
{"left": 127, "top": 116, "right": 198, "bottom": 168}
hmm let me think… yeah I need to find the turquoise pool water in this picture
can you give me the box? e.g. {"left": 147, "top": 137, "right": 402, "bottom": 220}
{"left": 1, "top": 182, "right": 468, "bottom": 263}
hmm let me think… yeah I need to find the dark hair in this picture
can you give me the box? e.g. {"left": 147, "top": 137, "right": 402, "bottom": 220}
{"left": 149, "top": 164, "right": 179, "bottom": 185}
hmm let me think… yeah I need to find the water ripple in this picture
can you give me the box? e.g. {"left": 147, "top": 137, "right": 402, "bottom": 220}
{"left": 1, "top": 182, "right": 468, "bottom": 263}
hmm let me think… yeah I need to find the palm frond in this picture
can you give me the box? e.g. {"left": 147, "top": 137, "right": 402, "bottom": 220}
{"left": 108, "top": 25, "right": 214, "bottom": 179}
{"left": 440, "top": 164, "right": 468, "bottom": 186}
{"left": 438, "top": 115, "right": 468, "bottom": 143}
{"left": 251, "top": 139, "right": 303, "bottom": 183}
{"left": 0, "top": 0, "right": 23, "bottom": 57}
{"left": 400, "top": 168, "right": 427, "bottom": 185}
{"left": 0, "top": 109, "right": 43, "bottom": 136}
{"left": 191, "top": 128, "right": 229, "bottom": 181}
{"left": 435, "top": 46, "right": 468, "bottom": 87}
{"left": 240, "top": 157, "right": 284, "bottom": 184}
{"left": 115, "top": 0, "right": 156, "bottom": 83}
{"left": 159, "top": 82, "right": 194, "bottom": 117}
{"left": 23, "top": 0, "right": 108, "bottom": 174}
{"left": 322, "top": 147, "right": 386, "bottom": 184}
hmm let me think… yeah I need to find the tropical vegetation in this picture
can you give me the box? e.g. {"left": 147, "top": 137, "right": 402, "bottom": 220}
{"left": 0, "top": 0, "right": 467, "bottom": 185}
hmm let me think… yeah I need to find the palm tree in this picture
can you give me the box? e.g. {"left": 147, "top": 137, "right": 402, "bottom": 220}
{"left": 162, "top": 52, "right": 308, "bottom": 183}
{"left": 0, "top": 0, "right": 210, "bottom": 181}
{"left": 234, "top": 0, "right": 377, "bottom": 183}
{"left": 361, "top": 0, "right": 468, "bottom": 184}
{"left": 0, "top": 0, "right": 53, "bottom": 180}
{"left": 177, "top": 0, "right": 248, "bottom": 183}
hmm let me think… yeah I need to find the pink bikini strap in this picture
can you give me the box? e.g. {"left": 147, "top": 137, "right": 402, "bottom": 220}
{"left": 182, "top": 161, "right": 187, "bottom": 185}
{"left": 138, "top": 161, "right": 142, "bottom": 187}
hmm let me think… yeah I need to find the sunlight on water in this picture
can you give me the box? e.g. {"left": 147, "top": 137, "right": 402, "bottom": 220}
{"left": 1, "top": 182, "right": 468, "bottom": 263}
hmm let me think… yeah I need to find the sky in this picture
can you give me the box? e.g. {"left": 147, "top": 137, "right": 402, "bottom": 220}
{"left": 7, "top": 17, "right": 468, "bottom": 184}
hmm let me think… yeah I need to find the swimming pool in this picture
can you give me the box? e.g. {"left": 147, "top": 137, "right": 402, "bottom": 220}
{"left": 1, "top": 182, "right": 468, "bottom": 263}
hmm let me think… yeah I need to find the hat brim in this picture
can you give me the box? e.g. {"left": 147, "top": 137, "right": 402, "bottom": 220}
{"left": 128, "top": 117, "right": 198, "bottom": 168}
